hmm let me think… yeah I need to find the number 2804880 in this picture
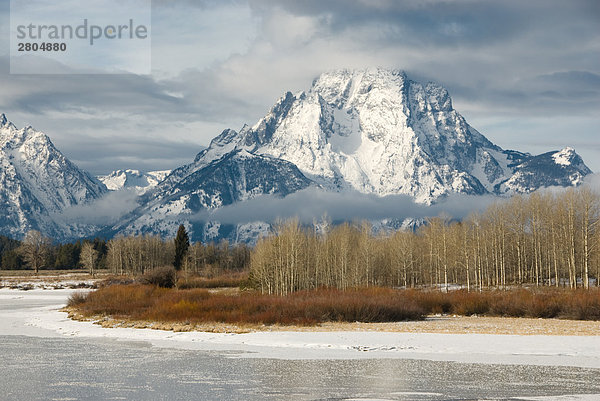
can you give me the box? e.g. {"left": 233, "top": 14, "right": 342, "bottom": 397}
{"left": 18, "top": 42, "right": 67, "bottom": 52}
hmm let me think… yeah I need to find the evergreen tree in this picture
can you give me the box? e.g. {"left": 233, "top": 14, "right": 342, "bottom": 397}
{"left": 1, "top": 236, "right": 24, "bottom": 270}
{"left": 173, "top": 224, "right": 190, "bottom": 270}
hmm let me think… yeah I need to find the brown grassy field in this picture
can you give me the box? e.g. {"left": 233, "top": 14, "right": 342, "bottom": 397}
{"left": 0, "top": 270, "right": 108, "bottom": 289}
{"left": 68, "top": 286, "right": 425, "bottom": 325}
{"left": 68, "top": 283, "right": 600, "bottom": 327}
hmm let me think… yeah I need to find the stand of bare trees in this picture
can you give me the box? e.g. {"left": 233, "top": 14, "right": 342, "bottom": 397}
{"left": 105, "top": 235, "right": 250, "bottom": 276}
{"left": 106, "top": 235, "right": 174, "bottom": 275}
{"left": 251, "top": 187, "right": 600, "bottom": 295}
{"left": 184, "top": 240, "right": 250, "bottom": 277}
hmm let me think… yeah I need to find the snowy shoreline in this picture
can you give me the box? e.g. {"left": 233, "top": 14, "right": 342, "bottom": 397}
{"left": 2, "top": 288, "right": 600, "bottom": 369}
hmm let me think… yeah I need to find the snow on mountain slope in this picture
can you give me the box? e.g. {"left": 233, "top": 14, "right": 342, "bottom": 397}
{"left": 187, "top": 68, "right": 590, "bottom": 204}
{"left": 0, "top": 114, "right": 107, "bottom": 239}
{"left": 112, "top": 68, "right": 591, "bottom": 241}
{"left": 106, "top": 150, "right": 312, "bottom": 240}
{"left": 98, "top": 169, "right": 171, "bottom": 194}
{"left": 497, "top": 147, "right": 591, "bottom": 194}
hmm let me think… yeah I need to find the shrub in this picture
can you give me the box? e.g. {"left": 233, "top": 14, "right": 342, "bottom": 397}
{"left": 69, "top": 286, "right": 600, "bottom": 326}
{"left": 137, "top": 266, "right": 177, "bottom": 288}
{"left": 67, "top": 291, "right": 88, "bottom": 307}
{"left": 72, "top": 286, "right": 425, "bottom": 325}
{"left": 79, "top": 284, "right": 168, "bottom": 316}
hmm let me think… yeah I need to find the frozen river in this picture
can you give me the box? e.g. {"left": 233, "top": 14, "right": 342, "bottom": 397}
{"left": 1, "top": 288, "right": 599, "bottom": 400}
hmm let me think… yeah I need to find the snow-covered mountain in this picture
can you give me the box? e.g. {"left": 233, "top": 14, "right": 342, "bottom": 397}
{"left": 0, "top": 114, "right": 107, "bottom": 239}
{"left": 98, "top": 169, "right": 171, "bottom": 194}
{"left": 109, "top": 68, "right": 592, "bottom": 241}
{"left": 161, "top": 68, "right": 591, "bottom": 203}
{"left": 106, "top": 149, "right": 313, "bottom": 241}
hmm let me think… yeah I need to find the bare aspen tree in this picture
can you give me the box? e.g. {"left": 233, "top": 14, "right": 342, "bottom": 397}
{"left": 20, "top": 230, "right": 51, "bottom": 274}
{"left": 80, "top": 242, "right": 98, "bottom": 277}
{"left": 578, "top": 188, "right": 599, "bottom": 289}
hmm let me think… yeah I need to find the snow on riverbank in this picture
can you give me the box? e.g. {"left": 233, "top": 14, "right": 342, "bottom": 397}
{"left": 2, "top": 288, "right": 600, "bottom": 368}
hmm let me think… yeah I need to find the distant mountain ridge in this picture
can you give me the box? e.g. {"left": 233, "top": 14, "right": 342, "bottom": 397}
{"left": 98, "top": 169, "right": 171, "bottom": 195}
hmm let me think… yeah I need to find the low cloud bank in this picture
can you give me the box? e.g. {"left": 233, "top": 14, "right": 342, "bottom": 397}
{"left": 55, "top": 173, "right": 600, "bottom": 229}
{"left": 54, "top": 189, "right": 139, "bottom": 225}
{"left": 190, "top": 188, "right": 500, "bottom": 225}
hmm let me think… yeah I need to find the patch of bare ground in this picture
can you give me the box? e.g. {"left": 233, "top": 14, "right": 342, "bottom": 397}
{"left": 317, "top": 316, "right": 600, "bottom": 336}
{"left": 64, "top": 308, "right": 600, "bottom": 336}
{"left": 64, "top": 308, "right": 258, "bottom": 334}
{"left": 0, "top": 271, "right": 105, "bottom": 289}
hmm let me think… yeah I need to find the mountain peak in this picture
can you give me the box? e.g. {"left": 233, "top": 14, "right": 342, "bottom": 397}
{"left": 174, "top": 68, "right": 591, "bottom": 205}
{"left": 310, "top": 68, "right": 408, "bottom": 108}
{"left": 0, "top": 117, "right": 107, "bottom": 239}
{"left": 553, "top": 147, "right": 576, "bottom": 166}
{"left": 314, "top": 67, "right": 407, "bottom": 84}
{"left": 97, "top": 169, "right": 171, "bottom": 194}
{"left": 0, "top": 118, "right": 52, "bottom": 150}
{"left": 0, "top": 113, "right": 17, "bottom": 131}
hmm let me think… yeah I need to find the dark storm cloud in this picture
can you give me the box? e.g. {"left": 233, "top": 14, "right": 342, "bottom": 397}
{"left": 0, "top": 57, "right": 191, "bottom": 117}
{"left": 250, "top": 0, "right": 531, "bottom": 46}
{"left": 447, "top": 70, "right": 600, "bottom": 116}
{"left": 524, "top": 71, "right": 600, "bottom": 100}
{"left": 244, "top": 0, "right": 600, "bottom": 116}
{"left": 250, "top": 0, "right": 599, "bottom": 45}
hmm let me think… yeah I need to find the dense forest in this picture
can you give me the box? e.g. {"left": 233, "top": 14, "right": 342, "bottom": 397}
{"left": 2, "top": 187, "right": 598, "bottom": 295}
{"left": 0, "top": 235, "right": 108, "bottom": 271}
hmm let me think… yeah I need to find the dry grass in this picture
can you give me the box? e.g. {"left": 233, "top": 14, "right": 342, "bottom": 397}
{"left": 69, "top": 285, "right": 600, "bottom": 327}
{"left": 70, "top": 286, "right": 425, "bottom": 325}
{"left": 403, "top": 287, "right": 600, "bottom": 320}
{"left": 176, "top": 271, "right": 249, "bottom": 289}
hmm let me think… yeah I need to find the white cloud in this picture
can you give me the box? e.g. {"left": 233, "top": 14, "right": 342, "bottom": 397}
{"left": 55, "top": 189, "right": 139, "bottom": 225}
{"left": 189, "top": 188, "right": 499, "bottom": 225}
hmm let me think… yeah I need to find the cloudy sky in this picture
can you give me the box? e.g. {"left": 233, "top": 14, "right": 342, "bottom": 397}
{"left": 0, "top": 0, "right": 598, "bottom": 175}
